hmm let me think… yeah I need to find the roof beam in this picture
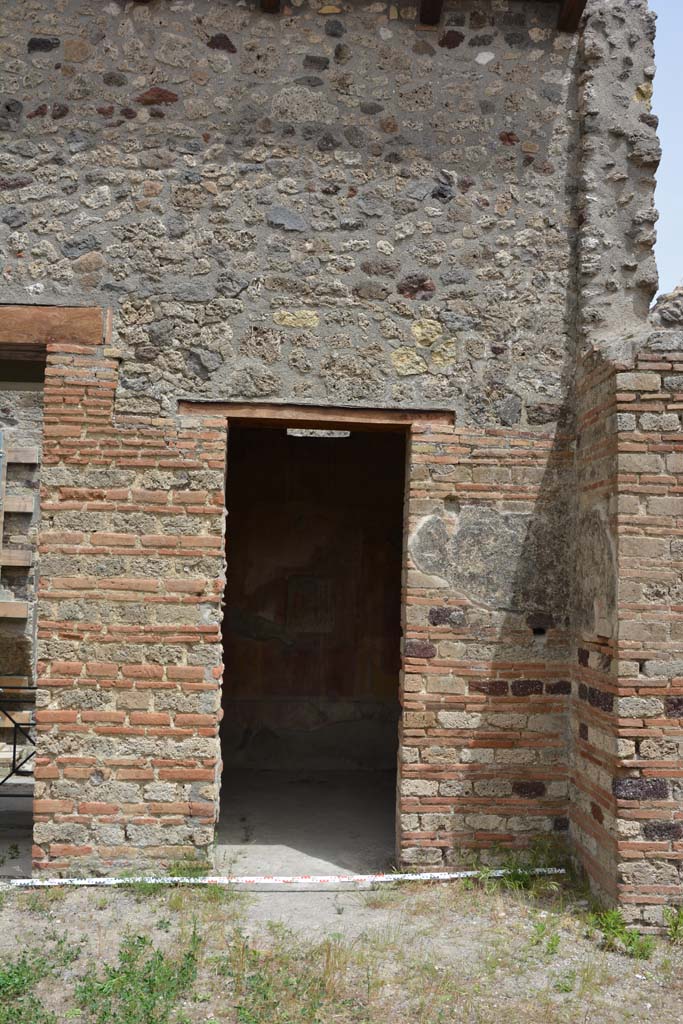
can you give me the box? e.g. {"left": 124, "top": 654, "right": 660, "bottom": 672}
{"left": 418, "top": 0, "right": 444, "bottom": 26}
{"left": 558, "top": 0, "right": 587, "bottom": 32}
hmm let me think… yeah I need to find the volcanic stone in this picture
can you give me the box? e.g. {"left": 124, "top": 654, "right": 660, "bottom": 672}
{"left": 266, "top": 206, "right": 308, "bottom": 232}
{"left": 103, "top": 71, "right": 127, "bottom": 86}
{"left": 325, "top": 19, "right": 345, "bottom": 37}
{"left": 439, "top": 31, "right": 464, "bottom": 49}
{"left": 61, "top": 235, "right": 100, "bottom": 258}
{"left": 28, "top": 36, "right": 60, "bottom": 53}
{"left": 1, "top": 206, "right": 28, "bottom": 228}
{"left": 135, "top": 87, "right": 179, "bottom": 106}
{"left": 303, "top": 55, "right": 329, "bottom": 71}
{"left": 207, "top": 33, "right": 236, "bottom": 52}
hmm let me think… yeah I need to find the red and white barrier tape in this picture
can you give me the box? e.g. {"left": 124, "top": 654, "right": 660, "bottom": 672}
{"left": 0, "top": 867, "right": 564, "bottom": 891}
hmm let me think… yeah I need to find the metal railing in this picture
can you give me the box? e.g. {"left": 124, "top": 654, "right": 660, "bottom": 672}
{"left": 0, "top": 684, "right": 35, "bottom": 792}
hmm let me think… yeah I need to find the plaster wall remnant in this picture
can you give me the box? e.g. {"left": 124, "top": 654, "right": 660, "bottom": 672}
{"left": 0, "top": 0, "right": 679, "bottom": 929}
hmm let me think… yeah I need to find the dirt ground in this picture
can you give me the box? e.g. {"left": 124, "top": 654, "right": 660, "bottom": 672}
{"left": 1, "top": 875, "right": 682, "bottom": 1024}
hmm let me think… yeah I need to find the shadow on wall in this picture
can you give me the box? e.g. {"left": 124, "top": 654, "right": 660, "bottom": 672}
{"left": 406, "top": 406, "right": 577, "bottom": 865}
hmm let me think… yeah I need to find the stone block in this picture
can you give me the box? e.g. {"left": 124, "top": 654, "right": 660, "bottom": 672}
{"left": 615, "top": 372, "right": 661, "bottom": 392}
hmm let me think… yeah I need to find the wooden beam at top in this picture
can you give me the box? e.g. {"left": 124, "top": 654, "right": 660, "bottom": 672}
{"left": 418, "top": 0, "right": 444, "bottom": 27}
{"left": 558, "top": 0, "right": 587, "bottom": 32}
{"left": 0, "top": 306, "right": 104, "bottom": 349}
{"left": 261, "top": 0, "right": 280, "bottom": 13}
{"left": 178, "top": 400, "right": 455, "bottom": 432}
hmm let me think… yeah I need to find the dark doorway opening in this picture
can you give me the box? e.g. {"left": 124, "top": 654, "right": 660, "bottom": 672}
{"left": 218, "top": 424, "right": 406, "bottom": 875}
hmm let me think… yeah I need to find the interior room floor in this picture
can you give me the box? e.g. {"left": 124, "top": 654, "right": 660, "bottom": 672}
{"left": 214, "top": 770, "right": 396, "bottom": 877}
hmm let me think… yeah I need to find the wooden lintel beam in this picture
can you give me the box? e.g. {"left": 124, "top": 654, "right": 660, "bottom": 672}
{"left": 0, "top": 305, "right": 104, "bottom": 350}
{"left": 558, "top": 0, "right": 587, "bottom": 32}
{"left": 418, "top": 0, "right": 444, "bottom": 27}
{"left": 179, "top": 400, "right": 454, "bottom": 432}
{"left": 261, "top": 0, "right": 281, "bottom": 13}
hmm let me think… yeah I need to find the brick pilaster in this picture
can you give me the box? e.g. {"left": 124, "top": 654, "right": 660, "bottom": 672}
{"left": 33, "top": 334, "right": 227, "bottom": 875}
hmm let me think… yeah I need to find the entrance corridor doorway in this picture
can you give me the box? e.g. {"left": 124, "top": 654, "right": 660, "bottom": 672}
{"left": 217, "top": 424, "right": 406, "bottom": 876}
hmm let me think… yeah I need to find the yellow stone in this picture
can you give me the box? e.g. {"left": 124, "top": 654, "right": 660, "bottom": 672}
{"left": 318, "top": 5, "right": 342, "bottom": 11}
{"left": 635, "top": 82, "right": 653, "bottom": 103}
{"left": 391, "top": 348, "right": 427, "bottom": 376}
{"left": 273, "top": 310, "right": 320, "bottom": 328}
{"left": 431, "top": 339, "right": 460, "bottom": 368}
{"left": 63, "top": 38, "right": 91, "bottom": 62}
{"left": 411, "top": 319, "right": 442, "bottom": 345}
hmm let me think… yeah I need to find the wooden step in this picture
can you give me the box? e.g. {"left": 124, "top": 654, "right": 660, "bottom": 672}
{"left": 6, "top": 446, "right": 39, "bottom": 465}
{"left": 0, "top": 601, "right": 28, "bottom": 619}
{"left": 0, "top": 711, "right": 32, "bottom": 727}
{"left": 0, "top": 550, "right": 33, "bottom": 567}
{"left": 0, "top": 756, "right": 33, "bottom": 774}
{"left": 0, "top": 676, "right": 30, "bottom": 688}
{"left": 3, "top": 495, "right": 35, "bottom": 514}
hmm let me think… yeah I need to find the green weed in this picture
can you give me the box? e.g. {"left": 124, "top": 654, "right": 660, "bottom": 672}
{"left": 553, "top": 968, "right": 576, "bottom": 993}
{"left": 76, "top": 927, "right": 201, "bottom": 1024}
{"left": 499, "top": 855, "right": 534, "bottom": 893}
{"left": 464, "top": 837, "right": 569, "bottom": 900}
{"left": 23, "top": 888, "right": 66, "bottom": 914}
{"left": 663, "top": 905, "right": 683, "bottom": 944}
{"left": 168, "top": 889, "right": 184, "bottom": 912}
{"left": 588, "top": 908, "right": 655, "bottom": 960}
{"left": 121, "top": 875, "right": 162, "bottom": 899}
{"left": 167, "top": 858, "right": 211, "bottom": 878}
{"left": 45, "top": 933, "right": 82, "bottom": 968}
{"left": 214, "top": 926, "right": 368, "bottom": 1023}
{"left": 530, "top": 919, "right": 548, "bottom": 946}
{"left": 0, "top": 948, "right": 56, "bottom": 1024}
{"left": 197, "top": 882, "right": 241, "bottom": 907}
{"left": 529, "top": 917, "right": 561, "bottom": 955}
